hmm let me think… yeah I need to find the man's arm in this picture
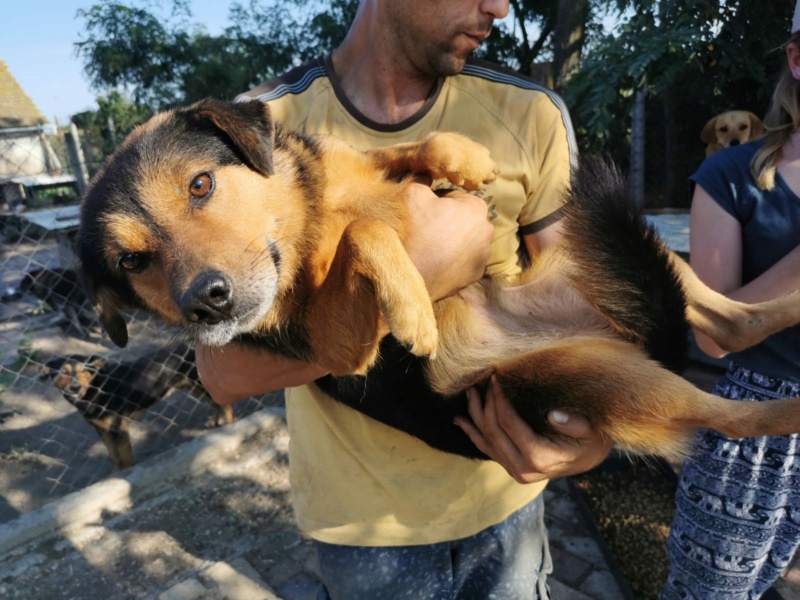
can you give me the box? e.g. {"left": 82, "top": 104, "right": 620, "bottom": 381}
{"left": 454, "top": 221, "right": 613, "bottom": 483}
{"left": 196, "top": 183, "right": 494, "bottom": 403}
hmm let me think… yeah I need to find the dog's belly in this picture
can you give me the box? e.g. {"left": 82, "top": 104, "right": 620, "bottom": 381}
{"left": 427, "top": 278, "right": 613, "bottom": 395}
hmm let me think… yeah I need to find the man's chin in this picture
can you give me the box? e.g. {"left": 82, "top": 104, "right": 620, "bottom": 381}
{"left": 431, "top": 54, "right": 468, "bottom": 77}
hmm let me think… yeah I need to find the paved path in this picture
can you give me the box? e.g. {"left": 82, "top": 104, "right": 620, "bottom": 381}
{"left": 4, "top": 363, "right": 796, "bottom": 599}
{"left": 0, "top": 407, "right": 628, "bottom": 600}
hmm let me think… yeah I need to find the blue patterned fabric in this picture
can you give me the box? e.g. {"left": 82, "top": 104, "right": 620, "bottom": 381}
{"left": 314, "top": 496, "right": 552, "bottom": 600}
{"left": 662, "top": 363, "right": 800, "bottom": 599}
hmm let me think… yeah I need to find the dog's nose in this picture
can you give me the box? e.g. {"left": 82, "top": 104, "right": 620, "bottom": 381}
{"left": 730, "top": 139, "right": 740, "bottom": 147}
{"left": 181, "top": 271, "right": 234, "bottom": 325}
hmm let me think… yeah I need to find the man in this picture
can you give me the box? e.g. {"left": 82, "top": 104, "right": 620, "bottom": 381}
{"left": 198, "top": 1, "right": 612, "bottom": 597}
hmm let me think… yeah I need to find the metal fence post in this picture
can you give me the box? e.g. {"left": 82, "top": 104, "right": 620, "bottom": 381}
{"left": 630, "top": 89, "right": 646, "bottom": 209}
{"left": 64, "top": 123, "right": 90, "bottom": 197}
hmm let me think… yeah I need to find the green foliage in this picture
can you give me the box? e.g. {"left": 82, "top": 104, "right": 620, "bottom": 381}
{"left": 562, "top": 0, "right": 792, "bottom": 205}
{"left": 75, "top": 0, "right": 358, "bottom": 110}
{"left": 71, "top": 91, "right": 152, "bottom": 175}
{"left": 72, "top": 0, "right": 796, "bottom": 207}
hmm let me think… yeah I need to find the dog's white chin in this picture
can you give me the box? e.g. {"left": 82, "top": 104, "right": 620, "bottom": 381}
{"left": 190, "top": 323, "right": 242, "bottom": 346}
{"left": 187, "top": 302, "right": 272, "bottom": 346}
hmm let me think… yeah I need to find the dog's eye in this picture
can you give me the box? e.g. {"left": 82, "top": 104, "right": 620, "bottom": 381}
{"left": 189, "top": 173, "right": 213, "bottom": 200}
{"left": 719, "top": 126, "right": 728, "bottom": 133}
{"left": 119, "top": 252, "right": 148, "bottom": 272}
{"left": 739, "top": 124, "right": 748, "bottom": 131}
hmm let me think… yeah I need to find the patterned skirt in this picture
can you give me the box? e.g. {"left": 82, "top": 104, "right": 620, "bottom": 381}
{"left": 661, "top": 362, "right": 800, "bottom": 600}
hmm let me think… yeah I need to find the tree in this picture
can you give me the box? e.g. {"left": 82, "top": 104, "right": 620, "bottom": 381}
{"left": 75, "top": 0, "right": 359, "bottom": 110}
{"left": 562, "top": 0, "right": 793, "bottom": 206}
{"left": 71, "top": 91, "right": 152, "bottom": 175}
{"left": 74, "top": 0, "right": 796, "bottom": 208}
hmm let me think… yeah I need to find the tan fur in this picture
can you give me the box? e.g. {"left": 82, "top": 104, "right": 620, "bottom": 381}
{"left": 701, "top": 110, "right": 764, "bottom": 157}
{"left": 82, "top": 99, "right": 800, "bottom": 460}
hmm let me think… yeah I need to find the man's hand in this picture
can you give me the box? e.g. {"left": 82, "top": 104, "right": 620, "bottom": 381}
{"left": 403, "top": 182, "right": 494, "bottom": 301}
{"left": 455, "top": 376, "right": 613, "bottom": 483}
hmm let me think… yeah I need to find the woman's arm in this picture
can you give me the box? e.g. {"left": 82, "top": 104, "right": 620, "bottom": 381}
{"left": 690, "top": 183, "right": 800, "bottom": 357}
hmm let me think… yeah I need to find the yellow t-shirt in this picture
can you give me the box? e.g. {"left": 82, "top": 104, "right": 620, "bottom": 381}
{"left": 239, "top": 55, "right": 577, "bottom": 546}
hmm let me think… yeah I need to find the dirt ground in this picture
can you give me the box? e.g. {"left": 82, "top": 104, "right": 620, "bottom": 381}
{"left": 0, "top": 412, "right": 321, "bottom": 600}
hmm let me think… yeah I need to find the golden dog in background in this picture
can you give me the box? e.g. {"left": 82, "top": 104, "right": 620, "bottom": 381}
{"left": 701, "top": 110, "right": 764, "bottom": 156}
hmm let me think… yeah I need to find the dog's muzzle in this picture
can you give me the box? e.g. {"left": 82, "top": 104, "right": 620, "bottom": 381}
{"left": 180, "top": 271, "right": 234, "bottom": 325}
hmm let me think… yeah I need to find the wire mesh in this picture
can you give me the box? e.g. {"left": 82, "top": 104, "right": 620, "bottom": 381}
{"left": 0, "top": 126, "right": 280, "bottom": 524}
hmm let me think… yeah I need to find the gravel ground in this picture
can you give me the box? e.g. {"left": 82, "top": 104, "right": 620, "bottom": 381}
{"left": 573, "top": 461, "right": 675, "bottom": 600}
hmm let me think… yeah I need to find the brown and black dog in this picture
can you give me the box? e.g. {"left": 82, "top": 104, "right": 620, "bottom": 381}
{"left": 701, "top": 110, "right": 764, "bottom": 157}
{"left": 75, "top": 98, "right": 800, "bottom": 461}
{"left": 43, "top": 344, "right": 233, "bottom": 470}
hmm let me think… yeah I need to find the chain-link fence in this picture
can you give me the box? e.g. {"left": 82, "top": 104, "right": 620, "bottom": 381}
{"left": 0, "top": 124, "right": 279, "bottom": 525}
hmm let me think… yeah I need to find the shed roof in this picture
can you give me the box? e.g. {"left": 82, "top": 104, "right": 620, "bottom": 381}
{"left": 0, "top": 59, "right": 47, "bottom": 129}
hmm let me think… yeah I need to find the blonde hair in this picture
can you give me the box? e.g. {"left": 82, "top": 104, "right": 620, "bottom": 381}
{"left": 751, "top": 32, "right": 800, "bottom": 190}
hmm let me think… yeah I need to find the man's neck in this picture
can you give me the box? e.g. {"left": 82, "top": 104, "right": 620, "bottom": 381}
{"left": 331, "top": 32, "right": 440, "bottom": 125}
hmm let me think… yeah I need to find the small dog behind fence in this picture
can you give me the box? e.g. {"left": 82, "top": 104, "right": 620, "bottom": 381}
{"left": 41, "top": 344, "right": 233, "bottom": 471}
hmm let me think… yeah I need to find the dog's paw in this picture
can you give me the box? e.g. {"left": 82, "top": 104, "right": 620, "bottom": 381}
{"left": 384, "top": 300, "right": 439, "bottom": 359}
{"left": 421, "top": 133, "right": 498, "bottom": 191}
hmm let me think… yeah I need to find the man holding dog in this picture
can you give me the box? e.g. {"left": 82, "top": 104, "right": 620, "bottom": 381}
{"left": 198, "top": 0, "right": 612, "bottom": 597}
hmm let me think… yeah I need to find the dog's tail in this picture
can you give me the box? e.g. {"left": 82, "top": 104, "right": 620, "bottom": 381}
{"left": 560, "top": 157, "right": 689, "bottom": 372}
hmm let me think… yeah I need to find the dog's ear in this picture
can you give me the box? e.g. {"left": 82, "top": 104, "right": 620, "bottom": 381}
{"left": 701, "top": 116, "right": 719, "bottom": 144}
{"left": 83, "top": 274, "right": 130, "bottom": 348}
{"left": 86, "top": 356, "right": 107, "bottom": 372}
{"left": 747, "top": 111, "right": 764, "bottom": 139}
{"left": 186, "top": 98, "right": 276, "bottom": 176}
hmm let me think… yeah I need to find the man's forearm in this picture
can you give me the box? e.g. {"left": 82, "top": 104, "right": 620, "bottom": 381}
{"left": 196, "top": 343, "right": 328, "bottom": 405}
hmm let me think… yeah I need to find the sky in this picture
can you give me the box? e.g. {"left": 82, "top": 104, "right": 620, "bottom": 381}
{"left": 1, "top": 1, "right": 239, "bottom": 125}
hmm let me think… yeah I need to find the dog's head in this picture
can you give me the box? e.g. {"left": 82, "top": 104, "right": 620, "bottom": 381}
{"left": 42, "top": 355, "right": 107, "bottom": 403}
{"left": 701, "top": 110, "right": 764, "bottom": 155}
{"left": 76, "top": 98, "right": 305, "bottom": 348}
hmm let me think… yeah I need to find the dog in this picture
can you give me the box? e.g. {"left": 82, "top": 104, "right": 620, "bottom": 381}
{"left": 701, "top": 110, "right": 763, "bottom": 157}
{"left": 43, "top": 344, "right": 233, "bottom": 470}
{"left": 74, "top": 98, "right": 800, "bottom": 461}
{"left": 20, "top": 267, "right": 97, "bottom": 336}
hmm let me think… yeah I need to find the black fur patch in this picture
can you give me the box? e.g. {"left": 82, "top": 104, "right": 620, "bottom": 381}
{"left": 315, "top": 336, "right": 484, "bottom": 458}
{"left": 561, "top": 158, "right": 690, "bottom": 372}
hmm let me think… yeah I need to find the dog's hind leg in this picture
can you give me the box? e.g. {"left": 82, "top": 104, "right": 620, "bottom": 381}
{"left": 668, "top": 253, "right": 800, "bottom": 353}
{"left": 491, "top": 337, "right": 800, "bottom": 461}
{"left": 208, "top": 401, "right": 234, "bottom": 427}
{"left": 307, "top": 218, "right": 438, "bottom": 375}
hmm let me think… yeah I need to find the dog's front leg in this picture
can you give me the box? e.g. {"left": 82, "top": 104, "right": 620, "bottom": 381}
{"left": 307, "top": 218, "right": 438, "bottom": 376}
{"left": 367, "top": 133, "right": 498, "bottom": 191}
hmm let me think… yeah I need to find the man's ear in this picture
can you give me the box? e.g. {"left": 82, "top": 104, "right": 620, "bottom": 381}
{"left": 84, "top": 274, "right": 130, "bottom": 348}
{"left": 184, "top": 98, "right": 276, "bottom": 176}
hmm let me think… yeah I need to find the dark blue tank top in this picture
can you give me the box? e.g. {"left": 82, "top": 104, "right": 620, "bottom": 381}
{"left": 691, "top": 140, "right": 800, "bottom": 382}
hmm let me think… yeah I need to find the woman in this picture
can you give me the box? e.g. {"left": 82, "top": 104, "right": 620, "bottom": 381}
{"left": 662, "top": 9, "right": 800, "bottom": 599}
